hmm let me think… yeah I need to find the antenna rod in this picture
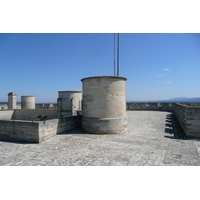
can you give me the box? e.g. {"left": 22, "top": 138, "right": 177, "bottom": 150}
{"left": 114, "top": 33, "right": 116, "bottom": 76}
{"left": 117, "top": 33, "right": 120, "bottom": 76}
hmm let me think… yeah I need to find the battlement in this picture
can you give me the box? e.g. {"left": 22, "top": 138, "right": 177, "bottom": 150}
{"left": 0, "top": 103, "right": 57, "bottom": 110}
{"left": 1, "top": 88, "right": 200, "bottom": 142}
{"left": 126, "top": 102, "right": 173, "bottom": 111}
{"left": 127, "top": 102, "right": 200, "bottom": 139}
{"left": 173, "top": 103, "right": 200, "bottom": 139}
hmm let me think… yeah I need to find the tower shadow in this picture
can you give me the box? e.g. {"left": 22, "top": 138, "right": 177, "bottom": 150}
{"left": 164, "top": 113, "right": 187, "bottom": 139}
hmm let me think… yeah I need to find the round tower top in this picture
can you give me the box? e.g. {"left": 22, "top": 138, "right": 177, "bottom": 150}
{"left": 81, "top": 76, "right": 127, "bottom": 82}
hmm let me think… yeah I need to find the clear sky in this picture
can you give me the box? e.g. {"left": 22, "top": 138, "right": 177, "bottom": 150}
{"left": 0, "top": 33, "right": 200, "bottom": 102}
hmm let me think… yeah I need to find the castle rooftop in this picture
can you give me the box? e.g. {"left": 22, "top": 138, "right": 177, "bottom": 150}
{"left": 1, "top": 111, "right": 200, "bottom": 166}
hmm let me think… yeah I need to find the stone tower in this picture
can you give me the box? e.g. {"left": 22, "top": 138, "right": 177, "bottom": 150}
{"left": 57, "top": 91, "right": 82, "bottom": 118}
{"left": 21, "top": 96, "right": 35, "bottom": 109}
{"left": 81, "top": 76, "right": 127, "bottom": 134}
{"left": 8, "top": 92, "right": 17, "bottom": 109}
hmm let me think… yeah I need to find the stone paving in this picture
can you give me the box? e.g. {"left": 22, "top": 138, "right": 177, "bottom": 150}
{"left": 1, "top": 111, "right": 200, "bottom": 166}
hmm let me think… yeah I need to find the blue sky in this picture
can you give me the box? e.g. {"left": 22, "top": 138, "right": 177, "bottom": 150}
{"left": 0, "top": 33, "right": 200, "bottom": 102}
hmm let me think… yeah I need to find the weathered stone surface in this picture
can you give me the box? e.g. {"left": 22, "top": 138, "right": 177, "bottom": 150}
{"left": 57, "top": 116, "right": 82, "bottom": 134}
{"left": 0, "top": 104, "right": 8, "bottom": 110}
{"left": 12, "top": 109, "right": 58, "bottom": 121}
{"left": 21, "top": 96, "right": 35, "bottom": 109}
{"left": 8, "top": 92, "right": 17, "bottom": 109}
{"left": 0, "top": 109, "right": 58, "bottom": 121}
{"left": 0, "top": 120, "right": 39, "bottom": 143}
{"left": 82, "top": 117, "right": 127, "bottom": 134}
{"left": 1, "top": 111, "right": 200, "bottom": 166}
{"left": 173, "top": 103, "right": 200, "bottom": 138}
{"left": 0, "top": 115, "right": 81, "bottom": 143}
{"left": 0, "top": 110, "right": 14, "bottom": 120}
{"left": 127, "top": 102, "right": 172, "bottom": 111}
{"left": 57, "top": 91, "right": 82, "bottom": 117}
{"left": 81, "top": 76, "right": 127, "bottom": 118}
{"left": 35, "top": 103, "right": 57, "bottom": 110}
{"left": 81, "top": 76, "right": 127, "bottom": 134}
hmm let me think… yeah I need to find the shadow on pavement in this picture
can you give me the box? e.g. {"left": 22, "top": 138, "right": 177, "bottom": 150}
{"left": 0, "top": 137, "right": 34, "bottom": 144}
{"left": 58, "top": 127, "right": 107, "bottom": 135}
{"left": 164, "top": 113, "right": 187, "bottom": 140}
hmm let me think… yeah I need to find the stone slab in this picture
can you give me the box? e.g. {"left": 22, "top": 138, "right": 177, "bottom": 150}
{"left": 1, "top": 111, "right": 200, "bottom": 166}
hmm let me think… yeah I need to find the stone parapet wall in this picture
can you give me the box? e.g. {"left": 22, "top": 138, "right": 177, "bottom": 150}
{"left": 127, "top": 102, "right": 173, "bottom": 111}
{"left": 0, "top": 119, "right": 60, "bottom": 143}
{"left": 127, "top": 102, "right": 200, "bottom": 138}
{"left": 0, "top": 103, "right": 57, "bottom": 110}
{"left": 35, "top": 103, "right": 57, "bottom": 110}
{"left": 12, "top": 109, "right": 58, "bottom": 121}
{"left": 57, "top": 116, "right": 82, "bottom": 134}
{"left": 0, "top": 116, "right": 81, "bottom": 143}
{"left": 0, "top": 109, "right": 58, "bottom": 121}
{"left": 173, "top": 103, "right": 200, "bottom": 138}
{"left": 0, "top": 104, "right": 8, "bottom": 110}
{"left": 38, "top": 119, "right": 59, "bottom": 142}
{"left": 57, "top": 91, "right": 82, "bottom": 118}
{"left": 0, "top": 120, "right": 39, "bottom": 142}
{"left": 0, "top": 110, "right": 14, "bottom": 120}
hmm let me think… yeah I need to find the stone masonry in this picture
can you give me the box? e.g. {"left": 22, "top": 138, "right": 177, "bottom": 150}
{"left": 1, "top": 111, "right": 200, "bottom": 166}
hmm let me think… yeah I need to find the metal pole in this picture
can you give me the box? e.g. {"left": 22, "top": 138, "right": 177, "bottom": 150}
{"left": 117, "top": 33, "right": 120, "bottom": 76}
{"left": 114, "top": 33, "right": 116, "bottom": 76}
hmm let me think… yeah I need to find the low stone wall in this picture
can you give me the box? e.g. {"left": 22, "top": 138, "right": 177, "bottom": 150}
{"left": 0, "top": 120, "right": 39, "bottom": 142}
{"left": 0, "top": 119, "right": 61, "bottom": 143}
{"left": 0, "top": 116, "right": 81, "bottom": 143}
{"left": 127, "top": 102, "right": 173, "bottom": 111}
{"left": 0, "top": 109, "right": 58, "bottom": 121}
{"left": 35, "top": 103, "right": 57, "bottom": 110}
{"left": 0, "top": 104, "right": 8, "bottom": 110}
{"left": 12, "top": 109, "right": 58, "bottom": 121}
{"left": 0, "top": 110, "right": 14, "bottom": 120}
{"left": 38, "top": 119, "right": 59, "bottom": 142}
{"left": 0, "top": 103, "right": 57, "bottom": 110}
{"left": 127, "top": 102, "right": 200, "bottom": 138}
{"left": 58, "top": 110, "right": 73, "bottom": 119}
{"left": 57, "top": 116, "right": 82, "bottom": 134}
{"left": 173, "top": 103, "right": 200, "bottom": 138}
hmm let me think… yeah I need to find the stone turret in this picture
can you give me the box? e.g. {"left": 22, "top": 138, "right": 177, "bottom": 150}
{"left": 21, "top": 96, "right": 35, "bottom": 109}
{"left": 8, "top": 92, "right": 17, "bottom": 109}
{"left": 57, "top": 91, "right": 82, "bottom": 118}
{"left": 81, "top": 76, "right": 127, "bottom": 134}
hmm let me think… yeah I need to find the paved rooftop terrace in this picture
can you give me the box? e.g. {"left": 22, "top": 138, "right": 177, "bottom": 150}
{"left": 1, "top": 111, "right": 200, "bottom": 166}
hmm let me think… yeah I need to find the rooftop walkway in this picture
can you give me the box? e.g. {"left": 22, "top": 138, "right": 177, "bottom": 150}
{"left": 1, "top": 111, "right": 200, "bottom": 166}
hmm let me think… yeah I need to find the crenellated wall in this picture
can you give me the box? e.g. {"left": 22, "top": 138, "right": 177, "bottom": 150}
{"left": 0, "top": 103, "right": 57, "bottom": 110}
{"left": 1, "top": 100, "right": 199, "bottom": 142}
{"left": 127, "top": 102, "right": 200, "bottom": 138}
{"left": 173, "top": 103, "right": 200, "bottom": 138}
{"left": 35, "top": 103, "right": 57, "bottom": 110}
{"left": 126, "top": 102, "right": 173, "bottom": 112}
{"left": 12, "top": 109, "right": 58, "bottom": 121}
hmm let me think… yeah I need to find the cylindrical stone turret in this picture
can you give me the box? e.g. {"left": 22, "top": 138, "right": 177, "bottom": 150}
{"left": 8, "top": 92, "right": 17, "bottom": 109}
{"left": 57, "top": 91, "right": 82, "bottom": 117}
{"left": 81, "top": 76, "right": 127, "bottom": 134}
{"left": 21, "top": 96, "right": 35, "bottom": 109}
